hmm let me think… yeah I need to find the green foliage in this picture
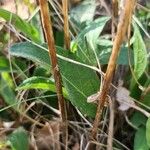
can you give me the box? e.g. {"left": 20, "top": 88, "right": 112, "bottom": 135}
{"left": 8, "top": 127, "right": 29, "bottom": 150}
{"left": 146, "top": 117, "right": 150, "bottom": 147}
{"left": 133, "top": 23, "right": 148, "bottom": 79}
{"left": 0, "top": 8, "right": 40, "bottom": 43}
{"left": 98, "top": 44, "right": 134, "bottom": 65}
{"left": 134, "top": 126, "right": 149, "bottom": 150}
{"left": 10, "top": 42, "right": 99, "bottom": 117}
{"left": 16, "top": 76, "right": 68, "bottom": 99}
{"left": 75, "top": 17, "right": 110, "bottom": 43}
{"left": 0, "top": 73, "right": 18, "bottom": 110}
{"left": 73, "top": 17, "right": 110, "bottom": 64}
{"left": 10, "top": 42, "right": 50, "bottom": 69}
{"left": 70, "top": 0, "right": 96, "bottom": 24}
{"left": 0, "top": 2, "right": 149, "bottom": 149}
{"left": 130, "top": 112, "right": 147, "bottom": 129}
{"left": 131, "top": 22, "right": 148, "bottom": 88}
{"left": 0, "top": 57, "right": 11, "bottom": 72}
{"left": 59, "top": 50, "right": 99, "bottom": 117}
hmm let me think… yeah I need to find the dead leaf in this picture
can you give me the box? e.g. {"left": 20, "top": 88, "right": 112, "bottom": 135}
{"left": 116, "top": 86, "right": 135, "bottom": 111}
{"left": 87, "top": 92, "right": 100, "bottom": 103}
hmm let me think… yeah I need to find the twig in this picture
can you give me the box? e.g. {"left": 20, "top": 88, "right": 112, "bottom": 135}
{"left": 91, "top": 0, "right": 136, "bottom": 139}
{"left": 112, "top": 0, "right": 118, "bottom": 39}
{"left": 62, "top": 0, "right": 70, "bottom": 49}
{"left": 38, "top": 0, "right": 67, "bottom": 147}
{"left": 107, "top": 97, "right": 114, "bottom": 150}
{"left": 62, "top": 0, "right": 70, "bottom": 147}
{"left": 137, "top": 3, "right": 150, "bottom": 13}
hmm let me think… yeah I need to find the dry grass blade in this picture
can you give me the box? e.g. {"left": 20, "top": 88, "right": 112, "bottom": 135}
{"left": 38, "top": 0, "right": 68, "bottom": 148}
{"left": 91, "top": 0, "right": 136, "bottom": 140}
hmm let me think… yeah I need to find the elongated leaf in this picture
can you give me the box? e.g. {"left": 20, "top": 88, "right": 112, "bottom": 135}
{"left": 133, "top": 23, "right": 148, "bottom": 80}
{"left": 134, "top": 126, "right": 149, "bottom": 150}
{"left": 8, "top": 127, "right": 29, "bottom": 150}
{"left": 72, "top": 17, "right": 110, "bottom": 64}
{"left": 16, "top": 76, "right": 68, "bottom": 99}
{"left": 86, "top": 19, "right": 109, "bottom": 50}
{"left": 10, "top": 42, "right": 50, "bottom": 69}
{"left": 16, "top": 76, "right": 54, "bottom": 90}
{"left": 10, "top": 42, "right": 99, "bottom": 117}
{"left": 76, "top": 17, "right": 110, "bottom": 41}
{"left": 146, "top": 117, "right": 150, "bottom": 147}
{"left": 0, "top": 8, "right": 40, "bottom": 43}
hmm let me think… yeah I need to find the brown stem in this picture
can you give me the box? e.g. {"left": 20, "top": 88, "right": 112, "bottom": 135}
{"left": 107, "top": 97, "right": 114, "bottom": 150}
{"left": 91, "top": 0, "right": 136, "bottom": 139}
{"left": 112, "top": 0, "right": 118, "bottom": 39}
{"left": 38, "top": 0, "right": 67, "bottom": 146}
{"left": 62, "top": 0, "right": 70, "bottom": 49}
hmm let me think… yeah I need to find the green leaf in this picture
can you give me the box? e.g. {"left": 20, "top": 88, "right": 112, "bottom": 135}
{"left": 10, "top": 42, "right": 50, "bottom": 69}
{"left": 59, "top": 51, "right": 99, "bottom": 117}
{"left": 0, "top": 56, "right": 10, "bottom": 72}
{"left": 16, "top": 76, "right": 54, "bottom": 90}
{"left": 142, "top": 79, "right": 150, "bottom": 106}
{"left": 10, "top": 42, "right": 99, "bottom": 117}
{"left": 0, "top": 8, "right": 40, "bottom": 43}
{"left": 33, "top": 67, "right": 49, "bottom": 76}
{"left": 142, "top": 94, "right": 150, "bottom": 107}
{"left": 8, "top": 127, "right": 29, "bottom": 150}
{"left": 98, "top": 45, "right": 134, "bottom": 65}
{"left": 130, "top": 112, "right": 147, "bottom": 129}
{"left": 85, "top": 18, "right": 110, "bottom": 50}
{"left": 16, "top": 76, "right": 68, "bottom": 99}
{"left": 0, "top": 56, "right": 17, "bottom": 72}
{"left": 70, "top": 0, "right": 96, "bottom": 24}
{"left": 76, "top": 17, "right": 110, "bottom": 43}
{"left": 72, "top": 17, "right": 110, "bottom": 64}
{"left": 0, "top": 73, "right": 18, "bottom": 110}
{"left": 132, "top": 23, "right": 148, "bottom": 80}
{"left": 134, "top": 126, "right": 149, "bottom": 150}
{"left": 146, "top": 117, "right": 150, "bottom": 147}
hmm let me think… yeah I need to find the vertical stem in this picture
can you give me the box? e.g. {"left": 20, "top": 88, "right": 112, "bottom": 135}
{"left": 112, "top": 0, "right": 118, "bottom": 38}
{"left": 62, "top": 0, "right": 70, "bottom": 49}
{"left": 91, "top": 0, "right": 136, "bottom": 139}
{"left": 38, "top": 0, "right": 67, "bottom": 146}
{"left": 107, "top": 97, "right": 114, "bottom": 150}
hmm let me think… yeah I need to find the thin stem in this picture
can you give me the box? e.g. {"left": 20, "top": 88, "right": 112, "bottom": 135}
{"left": 112, "top": 0, "right": 118, "bottom": 39}
{"left": 91, "top": 0, "right": 136, "bottom": 139}
{"left": 62, "top": 0, "right": 70, "bottom": 49}
{"left": 38, "top": 0, "right": 67, "bottom": 145}
{"left": 107, "top": 97, "right": 114, "bottom": 150}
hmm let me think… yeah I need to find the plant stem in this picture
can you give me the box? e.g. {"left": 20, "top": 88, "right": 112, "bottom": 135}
{"left": 112, "top": 0, "right": 118, "bottom": 38}
{"left": 38, "top": 0, "right": 67, "bottom": 145}
{"left": 91, "top": 0, "right": 136, "bottom": 139}
{"left": 62, "top": 0, "right": 70, "bottom": 49}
